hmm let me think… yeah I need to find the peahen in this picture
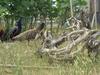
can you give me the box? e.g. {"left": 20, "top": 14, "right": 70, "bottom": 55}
{"left": 12, "top": 22, "right": 45, "bottom": 43}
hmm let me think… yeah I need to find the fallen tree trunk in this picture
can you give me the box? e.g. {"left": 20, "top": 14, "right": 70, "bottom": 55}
{"left": 38, "top": 29, "right": 98, "bottom": 60}
{"left": 42, "top": 29, "right": 87, "bottom": 49}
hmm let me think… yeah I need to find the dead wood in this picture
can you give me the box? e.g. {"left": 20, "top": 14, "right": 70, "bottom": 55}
{"left": 39, "top": 29, "right": 98, "bottom": 60}
{"left": 85, "top": 31, "right": 100, "bottom": 57}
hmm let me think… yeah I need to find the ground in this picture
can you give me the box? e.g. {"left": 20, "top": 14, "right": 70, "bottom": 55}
{"left": 0, "top": 39, "right": 100, "bottom": 75}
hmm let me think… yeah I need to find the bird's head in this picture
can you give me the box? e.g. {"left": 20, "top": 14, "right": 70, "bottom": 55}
{"left": 16, "top": 17, "right": 23, "bottom": 27}
{"left": 36, "top": 22, "right": 46, "bottom": 31}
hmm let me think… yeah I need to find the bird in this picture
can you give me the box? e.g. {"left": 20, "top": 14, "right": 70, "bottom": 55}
{"left": 0, "top": 25, "right": 4, "bottom": 40}
{"left": 0, "top": 22, "right": 5, "bottom": 38}
{"left": 0, "top": 29, "right": 4, "bottom": 37}
{"left": 12, "top": 22, "right": 45, "bottom": 44}
{"left": 1, "top": 17, "right": 23, "bottom": 42}
{"left": 9, "top": 17, "right": 23, "bottom": 40}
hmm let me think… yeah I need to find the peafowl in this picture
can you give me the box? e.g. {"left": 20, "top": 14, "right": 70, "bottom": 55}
{"left": 12, "top": 22, "right": 45, "bottom": 43}
{"left": 1, "top": 17, "right": 23, "bottom": 41}
{"left": 9, "top": 17, "right": 23, "bottom": 39}
{"left": 0, "top": 25, "right": 4, "bottom": 40}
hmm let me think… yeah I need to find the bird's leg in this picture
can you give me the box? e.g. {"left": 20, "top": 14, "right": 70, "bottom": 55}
{"left": 27, "top": 40, "right": 30, "bottom": 46}
{"left": 34, "top": 39, "right": 38, "bottom": 48}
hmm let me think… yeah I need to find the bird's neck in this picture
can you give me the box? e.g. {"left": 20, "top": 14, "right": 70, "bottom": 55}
{"left": 17, "top": 25, "right": 22, "bottom": 31}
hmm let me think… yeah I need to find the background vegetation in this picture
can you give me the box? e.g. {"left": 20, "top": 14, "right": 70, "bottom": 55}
{"left": 0, "top": 0, "right": 87, "bottom": 31}
{"left": 0, "top": 0, "right": 100, "bottom": 75}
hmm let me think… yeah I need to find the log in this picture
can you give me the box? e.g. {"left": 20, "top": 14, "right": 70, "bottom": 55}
{"left": 42, "top": 31, "right": 68, "bottom": 48}
{"left": 39, "top": 29, "right": 98, "bottom": 60}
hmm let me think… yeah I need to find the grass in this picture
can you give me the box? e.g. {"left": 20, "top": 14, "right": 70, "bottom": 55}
{"left": 0, "top": 27, "right": 100, "bottom": 75}
{"left": 0, "top": 40, "right": 100, "bottom": 75}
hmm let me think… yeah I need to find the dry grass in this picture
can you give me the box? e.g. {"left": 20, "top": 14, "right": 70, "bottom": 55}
{"left": 0, "top": 27, "right": 100, "bottom": 75}
{"left": 0, "top": 40, "right": 100, "bottom": 75}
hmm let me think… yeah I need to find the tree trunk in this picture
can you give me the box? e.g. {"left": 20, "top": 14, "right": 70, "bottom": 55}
{"left": 50, "top": 17, "right": 53, "bottom": 35}
{"left": 34, "top": 17, "right": 37, "bottom": 27}
{"left": 44, "top": 17, "right": 47, "bottom": 30}
{"left": 56, "top": 23, "right": 60, "bottom": 34}
{"left": 29, "top": 16, "right": 34, "bottom": 29}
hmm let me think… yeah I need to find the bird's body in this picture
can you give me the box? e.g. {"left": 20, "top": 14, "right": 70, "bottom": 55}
{"left": 0, "top": 17, "right": 23, "bottom": 42}
{"left": 9, "top": 17, "right": 22, "bottom": 39}
{"left": 12, "top": 29, "right": 37, "bottom": 41}
{"left": 12, "top": 22, "right": 45, "bottom": 42}
{"left": 0, "top": 24, "right": 5, "bottom": 40}
{"left": 0, "top": 29, "right": 4, "bottom": 39}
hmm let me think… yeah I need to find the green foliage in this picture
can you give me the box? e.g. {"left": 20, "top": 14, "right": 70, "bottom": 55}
{"left": 0, "top": 0, "right": 87, "bottom": 30}
{"left": 0, "top": 0, "right": 87, "bottom": 18}
{"left": 0, "top": 5, "right": 10, "bottom": 17}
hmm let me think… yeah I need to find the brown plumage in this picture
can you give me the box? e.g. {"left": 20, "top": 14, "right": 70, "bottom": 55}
{"left": 12, "top": 23, "right": 45, "bottom": 42}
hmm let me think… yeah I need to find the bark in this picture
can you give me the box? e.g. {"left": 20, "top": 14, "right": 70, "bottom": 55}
{"left": 39, "top": 29, "right": 98, "bottom": 60}
{"left": 50, "top": 17, "right": 53, "bottom": 35}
